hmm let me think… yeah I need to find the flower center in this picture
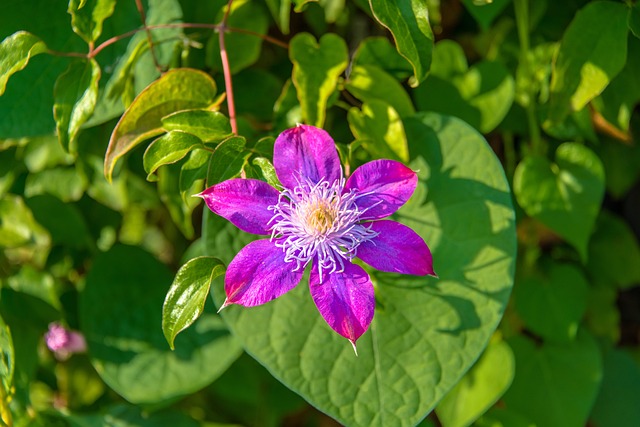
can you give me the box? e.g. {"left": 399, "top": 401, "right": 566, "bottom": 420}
{"left": 268, "top": 178, "right": 378, "bottom": 282}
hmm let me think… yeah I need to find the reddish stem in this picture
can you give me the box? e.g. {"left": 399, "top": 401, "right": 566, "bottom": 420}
{"left": 135, "top": 0, "right": 162, "bottom": 72}
{"left": 219, "top": 0, "right": 237, "bottom": 135}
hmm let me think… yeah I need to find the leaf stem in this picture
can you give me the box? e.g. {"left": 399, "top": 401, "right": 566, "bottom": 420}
{"left": 219, "top": 0, "right": 237, "bottom": 135}
{"left": 135, "top": 0, "right": 162, "bottom": 73}
{"left": 48, "top": 24, "right": 288, "bottom": 60}
{"left": 513, "top": 0, "right": 543, "bottom": 155}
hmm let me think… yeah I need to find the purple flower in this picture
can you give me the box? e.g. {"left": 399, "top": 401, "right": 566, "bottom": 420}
{"left": 200, "top": 125, "right": 435, "bottom": 351}
{"left": 45, "top": 322, "right": 87, "bottom": 360}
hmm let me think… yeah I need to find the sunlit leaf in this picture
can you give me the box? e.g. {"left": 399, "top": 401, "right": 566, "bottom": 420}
{"left": 53, "top": 59, "right": 101, "bottom": 152}
{"left": 163, "top": 257, "right": 226, "bottom": 349}
{"left": 346, "top": 64, "right": 415, "bottom": 117}
{"left": 289, "top": 32, "right": 347, "bottom": 127}
{"left": 161, "top": 110, "right": 232, "bottom": 142}
{"left": 368, "top": 0, "right": 434, "bottom": 86}
{"left": 546, "top": 1, "right": 629, "bottom": 124}
{"left": 436, "top": 337, "right": 515, "bottom": 427}
{"left": 104, "top": 68, "right": 218, "bottom": 181}
{"left": 352, "top": 37, "right": 413, "bottom": 81}
{"left": 207, "top": 136, "right": 251, "bottom": 185}
{"left": 347, "top": 99, "right": 409, "bottom": 162}
{"left": 0, "top": 31, "right": 47, "bottom": 96}
{"left": 143, "top": 131, "right": 205, "bottom": 181}
{"left": 67, "top": 0, "right": 117, "bottom": 43}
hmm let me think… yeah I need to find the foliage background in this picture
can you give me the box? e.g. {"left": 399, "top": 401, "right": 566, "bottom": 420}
{"left": 1, "top": 0, "right": 640, "bottom": 426}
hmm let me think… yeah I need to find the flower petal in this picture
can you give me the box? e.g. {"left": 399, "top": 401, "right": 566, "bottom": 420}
{"left": 358, "top": 220, "right": 435, "bottom": 276}
{"left": 309, "top": 262, "right": 374, "bottom": 346}
{"left": 345, "top": 159, "right": 417, "bottom": 220}
{"left": 224, "top": 239, "right": 303, "bottom": 307}
{"left": 273, "top": 124, "right": 342, "bottom": 189}
{"left": 199, "top": 178, "right": 279, "bottom": 235}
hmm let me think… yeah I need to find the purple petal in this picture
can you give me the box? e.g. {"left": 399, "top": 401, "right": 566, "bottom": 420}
{"left": 358, "top": 220, "right": 435, "bottom": 276}
{"left": 273, "top": 125, "right": 342, "bottom": 190}
{"left": 345, "top": 159, "right": 417, "bottom": 220}
{"left": 199, "top": 179, "right": 279, "bottom": 235}
{"left": 309, "top": 262, "right": 374, "bottom": 346}
{"left": 224, "top": 239, "right": 303, "bottom": 307}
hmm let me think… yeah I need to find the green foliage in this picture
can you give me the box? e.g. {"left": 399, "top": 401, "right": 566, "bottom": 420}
{"left": 2, "top": 0, "right": 640, "bottom": 426}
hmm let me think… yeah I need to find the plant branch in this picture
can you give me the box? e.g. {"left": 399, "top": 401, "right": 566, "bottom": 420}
{"left": 219, "top": 0, "right": 237, "bottom": 135}
{"left": 135, "top": 0, "right": 162, "bottom": 72}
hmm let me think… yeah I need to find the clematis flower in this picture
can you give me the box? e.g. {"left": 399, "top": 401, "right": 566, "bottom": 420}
{"left": 200, "top": 124, "right": 435, "bottom": 352}
{"left": 45, "top": 322, "right": 87, "bottom": 360}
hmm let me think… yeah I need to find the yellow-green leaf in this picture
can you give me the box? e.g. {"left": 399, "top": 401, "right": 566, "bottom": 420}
{"left": 104, "top": 68, "right": 218, "bottom": 181}
{"left": 289, "top": 32, "right": 348, "bottom": 127}
{"left": 0, "top": 31, "right": 47, "bottom": 96}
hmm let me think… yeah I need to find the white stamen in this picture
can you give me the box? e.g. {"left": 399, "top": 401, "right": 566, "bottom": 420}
{"left": 268, "top": 177, "right": 378, "bottom": 282}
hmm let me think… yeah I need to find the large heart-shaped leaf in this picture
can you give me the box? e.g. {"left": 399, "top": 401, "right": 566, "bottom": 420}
{"left": 81, "top": 245, "right": 242, "bottom": 406}
{"left": 513, "top": 143, "right": 605, "bottom": 261}
{"left": 206, "top": 112, "right": 516, "bottom": 426}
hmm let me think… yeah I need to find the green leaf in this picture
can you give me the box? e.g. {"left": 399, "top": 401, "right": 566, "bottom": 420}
{"left": 179, "top": 149, "right": 210, "bottom": 202}
{"left": 66, "top": 404, "right": 201, "bottom": 427}
{"left": 104, "top": 68, "right": 218, "bottom": 182}
{"left": 0, "top": 31, "right": 47, "bottom": 96}
{"left": 503, "top": 331, "right": 602, "bottom": 427}
{"left": 475, "top": 407, "right": 536, "bottom": 427}
{"left": 289, "top": 32, "right": 348, "bottom": 127}
{"left": 513, "top": 143, "right": 605, "bottom": 261}
{"left": 68, "top": 0, "right": 117, "bottom": 43}
{"left": 0, "top": 194, "right": 50, "bottom": 249}
{"left": 585, "top": 283, "right": 620, "bottom": 344}
{"left": 593, "top": 36, "right": 640, "bottom": 133}
{"left": 206, "top": 0, "right": 269, "bottom": 74}
{"left": 368, "top": 0, "right": 434, "bottom": 86}
{"left": 461, "top": 0, "right": 510, "bottom": 30}
{"left": 587, "top": 211, "right": 640, "bottom": 290}
{"left": 207, "top": 136, "right": 251, "bottom": 185}
{"left": 0, "top": 315, "right": 14, "bottom": 398}
{"left": 436, "top": 337, "right": 515, "bottom": 427}
{"left": 265, "top": 0, "right": 292, "bottom": 34}
{"left": 546, "top": 1, "right": 629, "bottom": 124}
{"left": 251, "top": 157, "right": 281, "bottom": 188}
{"left": 346, "top": 64, "right": 415, "bottom": 118}
{"left": 207, "top": 112, "right": 516, "bottom": 426}
{"left": 352, "top": 36, "right": 413, "bottom": 81}
{"left": 515, "top": 261, "right": 589, "bottom": 343}
{"left": 347, "top": 100, "right": 409, "bottom": 162}
{"left": 143, "top": 131, "right": 205, "bottom": 181}
{"left": 590, "top": 349, "right": 640, "bottom": 427}
{"left": 162, "top": 257, "right": 226, "bottom": 350}
{"left": 629, "top": 1, "right": 640, "bottom": 39}
{"left": 413, "top": 40, "right": 514, "bottom": 133}
{"left": 80, "top": 245, "right": 242, "bottom": 406}
{"left": 53, "top": 59, "right": 101, "bottom": 152}
{"left": 161, "top": 110, "right": 232, "bottom": 142}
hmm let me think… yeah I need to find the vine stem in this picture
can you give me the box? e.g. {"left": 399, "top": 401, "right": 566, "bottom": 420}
{"left": 48, "top": 24, "right": 287, "bottom": 59}
{"left": 513, "top": 0, "right": 543, "bottom": 155}
{"left": 219, "top": 0, "right": 237, "bottom": 135}
{"left": 135, "top": 0, "right": 162, "bottom": 72}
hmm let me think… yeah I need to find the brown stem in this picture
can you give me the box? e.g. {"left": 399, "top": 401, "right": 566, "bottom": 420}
{"left": 135, "top": 0, "right": 162, "bottom": 72}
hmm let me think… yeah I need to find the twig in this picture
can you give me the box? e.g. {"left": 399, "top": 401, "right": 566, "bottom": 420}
{"left": 135, "top": 0, "right": 162, "bottom": 72}
{"left": 219, "top": 0, "right": 238, "bottom": 135}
